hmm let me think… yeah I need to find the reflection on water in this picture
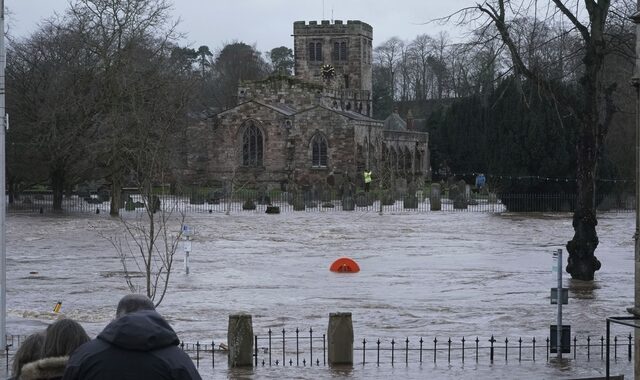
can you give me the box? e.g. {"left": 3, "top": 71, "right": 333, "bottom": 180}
{"left": 3, "top": 211, "right": 636, "bottom": 379}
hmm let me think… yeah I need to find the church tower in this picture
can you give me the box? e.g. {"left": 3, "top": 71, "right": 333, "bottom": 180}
{"left": 293, "top": 20, "right": 373, "bottom": 116}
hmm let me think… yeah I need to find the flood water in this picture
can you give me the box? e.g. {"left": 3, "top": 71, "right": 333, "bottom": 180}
{"left": 2, "top": 209, "right": 636, "bottom": 379}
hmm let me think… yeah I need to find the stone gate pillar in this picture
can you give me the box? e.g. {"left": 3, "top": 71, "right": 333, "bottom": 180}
{"left": 327, "top": 312, "right": 354, "bottom": 366}
{"left": 228, "top": 313, "right": 253, "bottom": 367}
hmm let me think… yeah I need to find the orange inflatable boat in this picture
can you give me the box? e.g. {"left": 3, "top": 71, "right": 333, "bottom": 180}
{"left": 330, "top": 257, "right": 360, "bottom": 273}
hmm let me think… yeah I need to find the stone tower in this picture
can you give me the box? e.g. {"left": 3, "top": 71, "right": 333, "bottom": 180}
{"left": 293, "top": 20, "right": 373, "bottom": 116}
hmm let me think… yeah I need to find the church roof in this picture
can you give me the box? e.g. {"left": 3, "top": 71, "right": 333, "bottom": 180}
{"left": 292, "top": 104, "right": 380, "bottom": 124}
{"left": 383, "top": 112, "right": 407, "bottom": 131}
{"left": 216, "top": 99, "right": 298, "bottom": 117}
{"left": 253, "top": 100, "right": 298, "bottom": 116}
{"left": 331, "top": 108, "right": 379, "bottom": 122}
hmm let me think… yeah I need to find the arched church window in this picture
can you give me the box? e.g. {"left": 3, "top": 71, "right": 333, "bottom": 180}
{"left": 332, "top": 41, "right": 347, "bottom": 62}
{"left": 242, "top": 122, "right": 263, "bottom": 167}
{"left": 309, "top": 42, "right": 322, "bottom": 62}
{"left": 311, "top": 134, "right": 328, "bottom": 167}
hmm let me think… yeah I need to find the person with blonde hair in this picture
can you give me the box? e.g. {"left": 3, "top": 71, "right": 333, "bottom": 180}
{"left": 21, "top": 319, "right": 89, "bottom": 380}
{"left": 9, "top": 331, "right": 45, "bottom": 380}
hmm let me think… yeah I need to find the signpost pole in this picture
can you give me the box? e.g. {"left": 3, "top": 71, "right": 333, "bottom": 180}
{"left": 0, "top": 0, "right": 7, "bottom": 351}
{"left": 556, "top": 249, "right": 563, "bottom": 359}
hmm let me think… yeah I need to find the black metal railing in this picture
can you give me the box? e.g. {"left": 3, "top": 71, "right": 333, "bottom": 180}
{"left": 1, "top": 331, "right": 633, "bottom": 374}
{"left": 7, "top": 191, "right": 635, "bottom": 214}
{"left": 253, "top": 328, "right": 326, "bottom": 367}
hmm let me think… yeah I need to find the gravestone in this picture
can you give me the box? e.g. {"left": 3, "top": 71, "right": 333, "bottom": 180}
{"left": 151, "top": 196, "right": 161, "bottom": 213}
{"left": 242, "top": 199, "right": 256, "bottom": 210}
{"left": 292, "top": 193, "right": 305, "bottom": 211}
{"left": 451, "top": 181, "right": 468, "bottom": 209}
{"left": 381, "top": 191, "right": 395, "bottom": 206}
{"left": 189, "top": 190, "right": 205, "bottom": 205}
{"left": 430, "top": 183, "right": 441, "bottom": 211}
{"left": 404, "top": 181, "right": 418, "bottom": 209}
{"left": 341, "top": 196, "right": 355, "bottom": 211}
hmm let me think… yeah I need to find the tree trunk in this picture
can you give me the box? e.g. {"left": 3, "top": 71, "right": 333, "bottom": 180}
{"left": 110, "top": 177, "right": 122, "bottom": 216}
{"left": 566, "top": 63, "right": 603, "bottom": 280}
{"left": 51, "top": 168, "right": 65, "bottom": 211}
{"left": 566, "top": 157, "right": 602, "bottom": 280}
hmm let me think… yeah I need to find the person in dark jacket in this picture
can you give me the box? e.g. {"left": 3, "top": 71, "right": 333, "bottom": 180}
{"left": 62, "top": 294, "right": 201, "bottom": 380}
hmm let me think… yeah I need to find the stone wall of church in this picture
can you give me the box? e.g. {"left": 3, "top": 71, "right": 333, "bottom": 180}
{"left": 186, "top": 103, "right": 378, "bottom": 192}
{"left": 237, "top": 77, "right": 323, "bottom": 110}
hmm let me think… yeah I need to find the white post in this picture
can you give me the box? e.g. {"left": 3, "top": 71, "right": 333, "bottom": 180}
{"left": 0, "top": 0, "right": 7, "bottom": 350}
{"left": 182, "top": 225, "right": 192, "bottom": 275}
{"left": 556, "top": 248, "right": 563, "bottom": 359}
{"left": 184, "top": 236, "right": 190, "bottom": 275}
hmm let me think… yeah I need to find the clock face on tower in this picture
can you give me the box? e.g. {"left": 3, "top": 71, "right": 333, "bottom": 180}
{"left": 320, "top": 64, "right": 335, "bottom": 80}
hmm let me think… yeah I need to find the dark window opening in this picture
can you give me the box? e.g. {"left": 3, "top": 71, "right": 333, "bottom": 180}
{"left": 309, "top": 42, "right": 322, "bottom": 62}
{"left": 332, "top": 41, "right": 348, "bottom": 61}
{"left": 312, "top": 135, "right": 328, "bottom": 167}
{"left": 242, "top": 123, "right": 263, "bottom": 167}
{"left": 309, "top": 42, "right": 315, "bottom": 61}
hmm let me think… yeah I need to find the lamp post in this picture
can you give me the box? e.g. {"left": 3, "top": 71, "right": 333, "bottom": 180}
{"left": 630, "top": 7, "right": 640, "bottom": 379}
{"left": 0, "top": 0, "right": 7, "bottom": 351}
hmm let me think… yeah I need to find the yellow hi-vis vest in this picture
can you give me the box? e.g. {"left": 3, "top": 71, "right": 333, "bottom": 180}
{"left": 363, "top": 171, "right": 372, "bottom": 183}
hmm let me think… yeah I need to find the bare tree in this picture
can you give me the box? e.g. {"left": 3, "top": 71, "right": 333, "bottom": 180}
{"left": 459, "top": 0, "right": 614, "bottom": 280}
{"left": 68, "top": 0, "right": 181, "bottom": 216}
{"left": 106, "top": 206, "right": 185, "bottom": 306}
{"left": 374, "top": 37, "right": 404, "bottom": 101}
{"left": 102, "top": 37, "right": 195, "bottom": 306}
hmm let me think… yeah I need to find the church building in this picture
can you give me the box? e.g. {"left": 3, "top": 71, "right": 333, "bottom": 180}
{"left": 186, "top": 20, "right": 430, "bottom": 194}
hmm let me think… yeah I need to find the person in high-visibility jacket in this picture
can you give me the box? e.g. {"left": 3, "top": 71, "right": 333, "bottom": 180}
{"left": 363, "top": 169, "right": 372, "bottom": 192}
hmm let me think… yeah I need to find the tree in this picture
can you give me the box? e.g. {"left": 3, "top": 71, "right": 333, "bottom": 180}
{"left": 197, "top": 45, "right": 213, "bottom": 78}
{"left": 6, "top": 20, "right": 97, "bottom": 210}
{"left": 68, "top": 0, "right": 180, "bottom": 216}
{"left": 211, "top": 42, "right": 269, "bottom": 109}
{"left": 374, "top": 37, "right": 404, "bottom": 101}
{"left": 67, "top": 0, "right": 196, "bottom": 305}
{"left": 465, "top": 0, "right": 614, "bottom": 280}
{"left": 268, "top": 46, "right": 294, "bottom": 75}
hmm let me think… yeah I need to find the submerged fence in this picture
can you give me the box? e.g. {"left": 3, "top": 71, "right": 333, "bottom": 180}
{"left": 7, "top": 190, "right": 636, "bottom": 214}
{"left": 252, "top": 331, "right": 634, "bottom": 367}
{"left": 2, "top": 331, "right": 634, "bottom": 372}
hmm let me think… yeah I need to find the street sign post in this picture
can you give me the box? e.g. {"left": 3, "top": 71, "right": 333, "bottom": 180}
{"left": 182, "top": 225, "right": 194, "bottom": 275}
{"left": 551, "top": 249, "right": 570, "bottom": 357}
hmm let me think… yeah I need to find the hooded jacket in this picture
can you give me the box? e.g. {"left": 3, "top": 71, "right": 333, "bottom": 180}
{"left": 62, "top": 310, "right": 201, "bottom": 380}
{"left": 20, "top": 356, "right": 68, "bottom": 380}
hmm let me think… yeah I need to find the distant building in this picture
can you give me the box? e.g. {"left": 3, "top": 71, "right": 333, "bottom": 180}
{"left": 185, "top": 20, "right": 430, "bottom": 194}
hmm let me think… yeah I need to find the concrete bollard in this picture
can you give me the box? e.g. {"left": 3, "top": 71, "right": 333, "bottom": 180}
{"left": 228, "top": 313, "right": 253, "bottom": 367}
{"left": 430, "top": 183, "right": 441, "bottom": 211}
{"left": 327, "top": 312, "right": 354, "bottom": 366}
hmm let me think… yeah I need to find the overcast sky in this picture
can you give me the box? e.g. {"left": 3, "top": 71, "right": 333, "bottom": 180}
{"left": 7, "top": 0, "right": 477, "bottom": 53}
